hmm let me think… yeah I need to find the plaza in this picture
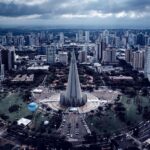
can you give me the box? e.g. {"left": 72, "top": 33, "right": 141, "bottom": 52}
{"left": 33, "top": 51, "right": 120, "bottom": 113}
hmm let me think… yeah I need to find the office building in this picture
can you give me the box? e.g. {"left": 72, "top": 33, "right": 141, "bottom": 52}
{"left": 59, "top": 52, "right": 68, "bottom": 65}
{"left": 78, "top": 50, "right": 87, "bottom": 63}
{"left": 0, "top": 46, "right": 15, "bottom": 71}
{"left": 144, "top": 47, "right": 150, "bottom": 80}
{"left": 125, "top": 49, "right": 133, "bottom": 64}
{"left": 79, "top": 30, "right": 84, "bottom": 43}
{"left": 132, "top": 51, "right": 144, "bottom": 70}
{"left": 59, "top": 32, "right": 64, "bottom": 45}
{"left": 96, "top": 41, "right": 103, "bottom": 61}
{"left": 85, "top": 31, "right": 90, "bottom": 43}
{"left": 46, "top": 45, "right": 56, "bottom": 64}
{"left": 0, "top": 64, "right": 5, "bottom": 81}
{"left": 102, "top": 47, "right": 117, "bottom": 64}
{"left": 137, "top": 33, "right": 145, "bottom": 46}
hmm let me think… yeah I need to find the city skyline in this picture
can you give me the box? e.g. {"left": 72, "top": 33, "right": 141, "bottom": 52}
{"left": 1, "top": 1, "right": 150, "bottom": 149}
{"left": 0, "top": 0, "right": 150, "bottom": 28}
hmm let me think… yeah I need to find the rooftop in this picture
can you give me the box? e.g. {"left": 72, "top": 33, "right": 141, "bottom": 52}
{"left": 109, "top": 75, "right": 133, "bottom": 80}
{"left": 27, "top": 66, "right": 49, "bottom": 71}
{"left": 17, "top": 118, "right": 31, "bottom": 126}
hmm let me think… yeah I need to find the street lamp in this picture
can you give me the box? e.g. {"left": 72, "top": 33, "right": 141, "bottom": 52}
{"left": 54, "top": 124, "right": 56, "bottom": 129}
{"left": 91, "top": 122, "right": 93, "bottom": 131}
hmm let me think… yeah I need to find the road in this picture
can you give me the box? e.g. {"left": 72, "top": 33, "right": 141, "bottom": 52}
{"left": 41, "top": 75, "right": 47, "bottom": 86}
{"left": 58, "top": 112, "right": 89, "bottom": 141}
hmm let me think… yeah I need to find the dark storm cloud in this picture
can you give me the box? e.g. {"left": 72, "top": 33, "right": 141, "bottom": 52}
{"left": 0, "top": 0, "right": 149, "bottom": 18}
{"left": 0, "top": 2, "right": 42, "bottom": 16}
{"left": 0, "top": 1, "right": 90, "bottom": 17}
{"left": 83, "top": 0, "right": 150, "bottom": 14}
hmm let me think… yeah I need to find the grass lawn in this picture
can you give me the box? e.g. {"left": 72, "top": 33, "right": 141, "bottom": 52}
{"left": 0, "top": 92, "right": 32, "bottom": 122}
{"left": 86, "top": 94, "right": 150, "bottom": 134}
{"left": 0, "top": 92, "right": 56, "bottom": 133}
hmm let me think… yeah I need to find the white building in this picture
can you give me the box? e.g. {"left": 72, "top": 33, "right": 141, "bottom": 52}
{"left": 78, "top": 50, "right": 87, "bottom": 63}
{"left": 79, "top": 30, "right": 84, "bottom": 43}
{"left": 102, "top": 47, "right": 117, "bottom": 64}
{"left": 132, "top": 51, "right": 144, "bottom": 70}
{"left": 59, "top": 52, "right": 68, "bottom": 65}
{"left": 59, "top": 32, "right": 64, "bottom": 45}
{"left": 75, "top": 33, "right": 79, "bottom": 42}
{"left": 0, "top": 64, "right": 4, "bottom": 81}
{"left": 93, "top": 63, "right": 102, "bottom": 73}
{"left": 85, "top": 31, "right": 90, "bottom": 43}
{"left": 144, "top": 47, "right": 150, "bottom": 80}
{"left": 1, "top": 36, "right": 7, "bottom": 45}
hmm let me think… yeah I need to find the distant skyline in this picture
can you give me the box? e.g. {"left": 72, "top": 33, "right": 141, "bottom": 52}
{"left": 0, "top": 0, "right": 150, "bottom": 28}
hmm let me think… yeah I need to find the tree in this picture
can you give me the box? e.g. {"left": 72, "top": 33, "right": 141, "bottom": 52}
{"left": 8, "top": 104, "right": 20, "bottom": 113}
{"left": 125, "top": 147, "right": 140, "bottom": 150}
{"left": 133, "top": 127, "right": 139, "bottom": 137}
{"left": 137, "top": 104, "right": 143, "bottom": 114}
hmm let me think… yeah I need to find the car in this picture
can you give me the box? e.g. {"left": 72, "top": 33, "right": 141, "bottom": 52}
{"left": 76, "top": 123, "right": 79, "bottom": 128}
{"left": 68, "top": 123, "right": 71, "bottom": 128}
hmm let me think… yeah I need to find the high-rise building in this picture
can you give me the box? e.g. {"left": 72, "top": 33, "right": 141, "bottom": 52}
{"left": 8, "top": 47, "right": 15, "bottom": 70}
{"left": 102, "top": 47, "right": 117, "bottom": 64}
{"left": 40, "top": 31, "right": 46, "bottom": 41}
{"left": 122, "top": 37, "right": 128, "bottom": 48}
{"left": 0, "top": 46, "right": 15, "bottom": 71}
{"left": 128, "top": 33, "right": 136, "bottom": 46}
{"left": 46, "top": 45, "right": 56, "bottom": 64}
{"left": 25, "top": 35, "right": 34, "bottom": 46}
{"left": 59, "top": 52, "right": 68, "bottom": 65}
{"left": 137, "top": 33, "right": 145, "bottom": 46}
{"left": 59, "top": 32, "right": 64, "bottom": 45}
{"left": 78, "top": 50, "right": 87, "bottom": 63}
{"left": 35, "top": 37, "right": 39, "bottom": 46}
{"left": 1, "top": 36, "right": 7, "bottom": 45}
{"left": 125, "top": 49, "right": 133, "bottom": 64}
{"left": 6, "top": 32, "right": 13, "bottom": 45}
{"left": 115, "top": 36, "right": 120, "bottom": 47}
{"left": 144, "top": 33, "right": 149, "bottom": 46}
{"left": 144, "top": 47, "right": 150, "bottom": 79}
{"left": 75, "top": 33, "right": 79, "bottom": 42}
{"left": 148, "top": 37, "right": 150, "bottom": 46}
{"left": 47, "top": 33, "right": 53, "bottom": 42}
{"left": 85, "top": 31, "right": 90, "bottom": 43}
{"left": 95, "top": 39, "right": 106, "bottom": 62}
{"left": 18, "top": 36, "right": 25, "bottom": 46}
{"left": 79, "top": 30, "right": 84, "bottom": 43}
{"left": 0, "top": 64, "right": 5, "bottom": 81}
{"left": 38, "top": 44, "right": 47, "bottom": 55}
{"left": 103, "top": 30, "right": 109, "bottom": 37}
{"left": 132, "top": 51, "right": 144, "bottom": 70}
{"left": 96, "top": 41, "right": 102, "bottom": 61}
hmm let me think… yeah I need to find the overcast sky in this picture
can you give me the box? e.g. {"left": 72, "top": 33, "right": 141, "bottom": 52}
{"left": 0, "top": 0, "right": 150, "bottom": 28}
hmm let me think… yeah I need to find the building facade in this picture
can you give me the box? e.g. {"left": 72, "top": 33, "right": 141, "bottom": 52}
{"left": 46, "top": 45, "right": 56, "bottom": 64}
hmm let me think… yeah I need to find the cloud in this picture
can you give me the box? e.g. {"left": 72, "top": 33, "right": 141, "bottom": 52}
{"left": 0, "top": 0, "right": 48, "bottom": 6}
{"left": 0, "top": 0, "right": 149, "bottom": 26}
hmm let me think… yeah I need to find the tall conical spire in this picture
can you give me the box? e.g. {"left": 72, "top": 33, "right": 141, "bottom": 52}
{"left": 60, "top": 50, "right": 87, "bottom": 107}
{"left": 65, "top": 51, "right": 82, "bottom": 102}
